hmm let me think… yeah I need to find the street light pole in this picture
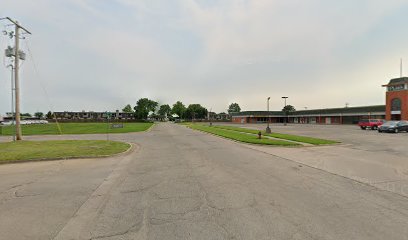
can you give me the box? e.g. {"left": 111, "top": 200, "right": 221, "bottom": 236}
{"left": 266, "top": 97, "right": 271, "bottom": 133}
{"left": 282, "top": 96, "right": 288, "bottom": 126}
{"left": 209, "top": 108, "right": 212, "bottom": 126}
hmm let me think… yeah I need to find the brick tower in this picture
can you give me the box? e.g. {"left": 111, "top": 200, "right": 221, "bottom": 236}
{"left": 382, "top": 77, "right": 408, "bottom": 121}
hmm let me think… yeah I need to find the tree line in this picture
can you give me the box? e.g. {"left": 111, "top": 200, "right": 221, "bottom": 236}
{"left": 9, "top": 101, "right": 236, "bottom": 121}
{"left": 122, "top": 98, "right": 242, "bottom": 120}
{"left": 15, "top": 101, "right": 296, "bottom": 121}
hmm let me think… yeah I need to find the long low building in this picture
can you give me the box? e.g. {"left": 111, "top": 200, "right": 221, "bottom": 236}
{"left": 232, "top": 77, "right": 408, "bottom": 124}
{"left": 231, "top": 105, "right": 386, "bottom": 124}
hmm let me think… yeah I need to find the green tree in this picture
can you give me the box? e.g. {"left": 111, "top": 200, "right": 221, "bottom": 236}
{"left": 134, "top": 98, "right": 158, "bottom": 120}
{"left": 46, "top": 111, "right": 53, "bottom": 119}
{"left": 158, "top": 104, "right": 171, "bottom": 117}
{"left": 34, "top": 112, "right": 44, "bottom": 118}
{"left": 122, "top": 104, "right": 134, "bottom": 113}
{"left": 21, "top": 113, "right": 32, "bottom": 117}
{"left": 185, "top": 104, "right": 208, "bottom": 120}
{"left": 228, "top": 103, "right": 241, "bottom": 114}
{"left": 282, "top": 105, "right": 296, "bottom": 115}
{"left": 171, "top": 101, "right": 186, "bottom": 119}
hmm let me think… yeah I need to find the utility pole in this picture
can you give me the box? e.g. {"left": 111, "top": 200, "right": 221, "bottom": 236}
{"left": 7, "top": 64, "right": 16, "bottom": 141}
{"left": 1, "top": 17, "right": 32, "bottom": 140}
{"left": 266, "top": 97, "right": 271, "bottom": 133}
{"left": 208, "top": 108, "right": 212, "bottom": 126}
{"left": 14, "top": 22, "right": 22, "bottom": 140}
{"left": 282, "top": 96, "right": 288, "bottom": 126}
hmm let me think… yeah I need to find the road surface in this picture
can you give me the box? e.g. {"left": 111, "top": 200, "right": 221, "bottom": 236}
{"left": 0, "top": 123, "right": 407, "bottom": 239}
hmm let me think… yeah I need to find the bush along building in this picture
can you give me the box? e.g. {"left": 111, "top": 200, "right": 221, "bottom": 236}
{"left": 232, "top": 77, "right": 408, "bottom": 125}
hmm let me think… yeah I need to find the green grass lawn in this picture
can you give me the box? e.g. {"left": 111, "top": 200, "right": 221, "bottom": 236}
{"left": 187, "top": 124, "right": 299, "bottom": 146}
{"left": 212, "top": 125, "right": 339, "bottom": 145}
{"left": 0, "top": 140, "right": 131, "bottom": 163}
{"left": 0, "top": 122, "right": 153, "bottom": 136}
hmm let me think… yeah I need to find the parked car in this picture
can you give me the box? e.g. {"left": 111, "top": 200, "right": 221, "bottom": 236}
{"left": 378, "top": 121, "right": 408, "bottom": 133}
{"left": 0, "top": 121, "right": 14, "bottom": 126}
{"left": 358, "top": 119, "right": 384, "bottom": 130}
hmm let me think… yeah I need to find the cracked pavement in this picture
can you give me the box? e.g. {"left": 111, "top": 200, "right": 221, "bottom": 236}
{"left": 1, "top": 123, "right": 408, "bottom": 239}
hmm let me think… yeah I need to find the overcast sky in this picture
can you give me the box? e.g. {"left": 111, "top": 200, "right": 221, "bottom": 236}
{"left": 1, "top": 0, "right": 408, "bottom": 114}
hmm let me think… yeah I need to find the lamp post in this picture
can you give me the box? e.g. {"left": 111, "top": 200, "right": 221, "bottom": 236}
{"left": 208, "top": 108, "right": 212, "bottom": 126}
{"left": 282, "top": 96, "right": 288, "bottom": 126}
{"left": 266, "top": 97, "right": 271, "bottom": 133}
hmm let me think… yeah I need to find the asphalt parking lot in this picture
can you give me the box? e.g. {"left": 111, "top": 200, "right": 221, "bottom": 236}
{"left": 220, "top": 123, "right": 408, "bottom": 157}
{"left": 215, "top": 122, "right": 408, "bottom": 198}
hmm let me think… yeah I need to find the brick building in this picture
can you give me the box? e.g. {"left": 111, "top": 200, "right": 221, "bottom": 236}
{"left": 5, "top": 78, "right": 405, "bottom": 125}
{"left": 231, "top": 77, "right": 408, "bottom": 125}
{"left": 231, "top": 105, "right": 386, "bottom": 125}
{"left": 382, "top": 77, "right": 408, "bottom": 121}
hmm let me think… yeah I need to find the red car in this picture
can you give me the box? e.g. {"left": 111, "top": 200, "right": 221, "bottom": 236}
{"left": 358, "top": 119, "right": 385, "bottom": 130}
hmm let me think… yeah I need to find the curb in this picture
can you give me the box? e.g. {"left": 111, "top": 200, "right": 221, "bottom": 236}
{"left": 0, "top": 141, "right": 136, "bottom": 165}
{"left": 185, "top": 125, "right": 301, "bottom": 148}
{"left": 0, "top": 123, "right": 155, "bottom": 137}
{"left": 210, "top": 125, "right": 340, "bottom": 147}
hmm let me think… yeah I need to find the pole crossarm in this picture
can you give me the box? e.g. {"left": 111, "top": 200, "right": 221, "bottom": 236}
{"left": 3, "top": 17, "right": 32, "bottom": 34}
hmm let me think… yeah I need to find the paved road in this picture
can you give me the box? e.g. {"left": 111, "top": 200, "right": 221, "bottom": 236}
{"left": 1, "top": 123, "right": 408, "bottom": 239}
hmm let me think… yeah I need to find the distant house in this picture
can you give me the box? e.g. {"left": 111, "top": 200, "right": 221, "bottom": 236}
{"left": 208, "top": 112, "right": 231, "bottom": 121}
{"left": 52, "top": 110, "right": 135, "bottom": 120}
{"left": 216, "top": 112, "right": 230, "bottom": 121}
{"left": 148, "top": 113, "right": 167, "bottom": 122}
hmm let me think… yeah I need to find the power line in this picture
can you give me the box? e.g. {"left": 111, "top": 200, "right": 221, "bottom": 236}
{"left": 24, "top": 39, "right": 62, "bottom": 134}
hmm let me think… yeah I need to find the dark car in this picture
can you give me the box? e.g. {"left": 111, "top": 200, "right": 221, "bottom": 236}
{"left": 378, "top": 121, "right": 408, "bottom": 133}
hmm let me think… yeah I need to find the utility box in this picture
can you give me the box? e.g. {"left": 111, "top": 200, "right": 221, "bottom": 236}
{"left": 5, "top": 46, "right": 14, "bottom": 57}
{"left": 18, "top": 51, "right": 26, "bottom": 60}
{"left": 4, "top": 46, "right": 26, "bottom": 60}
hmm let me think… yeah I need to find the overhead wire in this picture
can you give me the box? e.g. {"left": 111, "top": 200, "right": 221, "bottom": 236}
{"left": 1, "top": 24, "right": 13, "bottom": 68}
{"left": 1, "top": 24, "right": 13, "bottom": 106}
{"left": 24, "top": 39, "right": 62, "bottom": 134}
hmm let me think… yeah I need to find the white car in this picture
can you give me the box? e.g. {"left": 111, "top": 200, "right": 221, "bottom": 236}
{"left": 0, "top": 121, "right": 14, "bottom": 126}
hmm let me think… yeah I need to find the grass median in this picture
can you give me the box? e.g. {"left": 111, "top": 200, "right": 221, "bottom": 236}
{"left": 0, "top": 122, "right": 153, "bottom": 136}
{"left": 187, "top": 124, "right": 299, "bottom": 146}
{"left": 212, "top": 125, "right": 338, "bottom": 145}
{"left": 0, "top": 140, "right": 131, "bottom": 163}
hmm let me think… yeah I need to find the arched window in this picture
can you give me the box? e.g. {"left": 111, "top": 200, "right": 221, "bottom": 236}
{"left": 391, "top": 98, "right": 401, "bottom": 111}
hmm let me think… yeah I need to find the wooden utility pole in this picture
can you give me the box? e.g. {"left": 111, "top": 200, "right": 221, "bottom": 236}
{"left": 14, "top": 22, "right": 22, "bottom": 140}
{"left": 2, "top": 17, "right": 31, "bottom": 140}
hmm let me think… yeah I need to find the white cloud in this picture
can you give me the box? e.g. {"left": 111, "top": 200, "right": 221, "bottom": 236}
{"left": 1, "top": 0, "right": 408, "bottom": 114}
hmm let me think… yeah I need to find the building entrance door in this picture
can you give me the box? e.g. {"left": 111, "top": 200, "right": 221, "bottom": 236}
{"left": 391, "top": 114, "right": 401, "bottom": 120}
